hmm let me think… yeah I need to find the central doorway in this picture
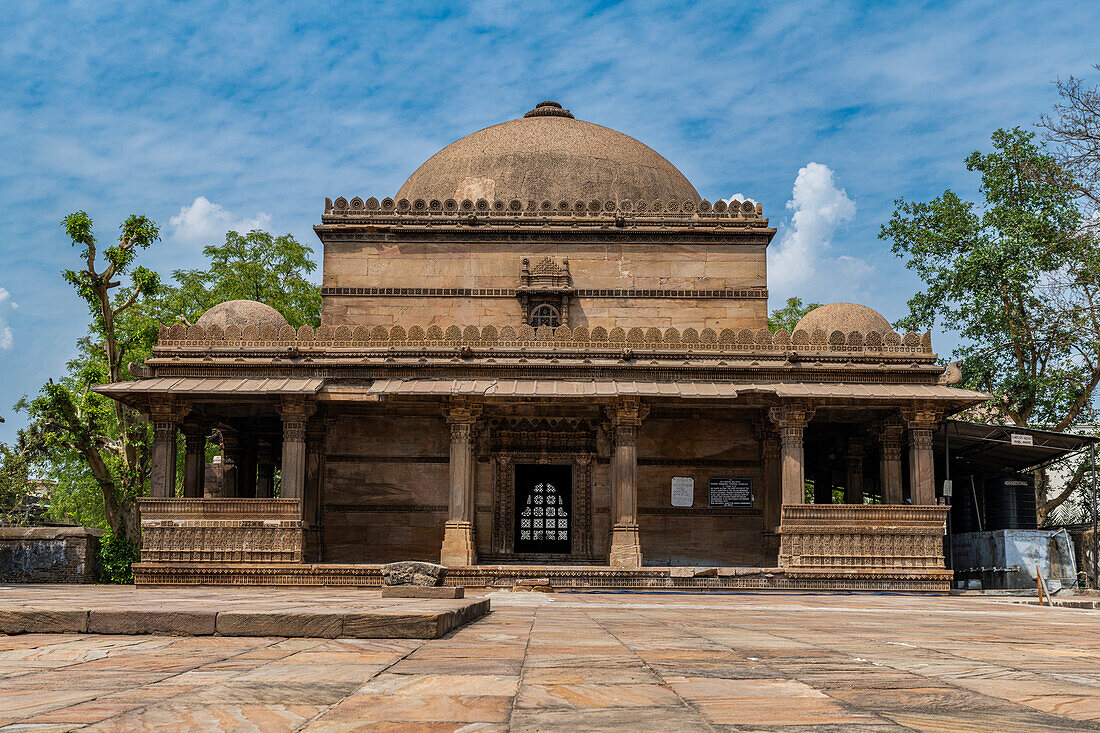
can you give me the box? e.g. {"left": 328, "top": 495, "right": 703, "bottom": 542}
{"left": 514, "top": 464, "right": 572, "bottom": 554}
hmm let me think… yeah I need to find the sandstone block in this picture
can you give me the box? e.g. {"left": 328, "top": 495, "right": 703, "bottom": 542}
{"left": 87, "top": 610, "right": 216, "bottom": 636}
{"left": 0, "top": 609, "right": 87, "bottom": 634}
{"left": 381, "top": 560, "right": 449, "bottom": 586}
{"left": 215, "top": 612, "right": 341, "bottom": 638}
{"left": 381, "top": 586, "right": 464, "bottom": 599}
{"left": 342, "top": 612, "right": 442, "bottom": 639}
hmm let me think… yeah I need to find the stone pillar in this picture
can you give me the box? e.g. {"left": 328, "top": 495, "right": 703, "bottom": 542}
{"left": 305, "top": 422, "right": 327, "bottom": 525}
{"left": 762, "top": 429, "right": 782, "bottom": 534}
{"left": 255, "top": 443, "right": 276, "bottom": 499}
{"left": 149, "top": 403, "right": 185, "bottom": 498}
{"left": 769, "top": 404, "right": 814, "bottom": 506}
{"left": 607, "top": 398, "right": 649, "bottom": 569}
{"left": 220, "top": 429, "right": 241, "bottom": 498}
{"left": 877, "top": 418, "right": 904, "bottom": 504}
{"left": 905, "top": 409, "right": 939, "bottom": 506}
{"left": 181, "top": 424, "right": 207, "bottom": 499}
{"left": 277, "top": 397, "right": 314, "bottom": 502}
{"left": 845, "top": 437, "right": 865, "bottom": 505}
{"left": 441, "top": 401, "right": 481, "bottom": 567}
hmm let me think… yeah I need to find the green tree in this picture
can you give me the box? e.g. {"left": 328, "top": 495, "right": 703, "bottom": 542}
{"left": 169, "top": 230, "right": 320, "bottom": 327}
{"left": 17, "top": 212, "right": 161, "bottom": 548}
{"left": 880, "top": 127, "right": 1100, "bottom": 522}
{"left": 0, "top": 433, "right": 44, "bottom": 525}
{"left": 768, "top": 297, "right": 822, "bottom": 332}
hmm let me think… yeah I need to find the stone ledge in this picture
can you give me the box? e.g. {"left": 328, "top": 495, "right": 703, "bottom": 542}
{"left": 0, "top": 599, "right": 490, "bottom": 639}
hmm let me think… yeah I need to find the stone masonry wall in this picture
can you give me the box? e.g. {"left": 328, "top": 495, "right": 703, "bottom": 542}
{"left": 637, "top": 418, "right": 767, "bottom": 566}
{"left": 320, "top": 240, "right": 768, "bottom": 330}
{"left": 0, "top": 527, "right": 102, "bottom": 583}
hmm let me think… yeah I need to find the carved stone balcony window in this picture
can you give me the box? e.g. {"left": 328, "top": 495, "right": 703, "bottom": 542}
{"left": 529, "top": 303, "right": 562, "bottom": 328}
{"left": 518, "top": 257, "right": 573, "bottom": 326}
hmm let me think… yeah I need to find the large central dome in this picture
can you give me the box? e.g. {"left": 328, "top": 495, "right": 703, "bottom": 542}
{"left": 396, "top": 101, "right": 701, "bottom": 204}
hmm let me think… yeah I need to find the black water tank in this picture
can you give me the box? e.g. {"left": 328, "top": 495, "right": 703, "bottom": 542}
{"left": 983, "top": 474, "right": 1036, "bottom": 530}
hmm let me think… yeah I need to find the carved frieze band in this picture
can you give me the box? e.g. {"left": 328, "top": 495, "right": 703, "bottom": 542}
{"left": 321, "top": 286, "right": 770, "bottom": 300}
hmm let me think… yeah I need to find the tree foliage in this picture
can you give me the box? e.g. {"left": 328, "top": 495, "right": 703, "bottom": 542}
{"left": 1040, "top": 66, "right": 1100, "bottom": 235}
{"left": 0, "top": 433, "right": 45, "bottom": 525}
{"left": 16, "top": 212, "right": 162, "bottom": 546}
{"left": 768, "top": 297, "right": 822, "bottom": 333}
{"left": 169, "top": 230, "right": 320, "bottom": 327}
{"left": 880, "top": 127, "right": 1100, "bottom": 523}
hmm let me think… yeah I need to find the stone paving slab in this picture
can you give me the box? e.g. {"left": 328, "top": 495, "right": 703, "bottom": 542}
{"left": 0, "top": 585, "right": 489, "bottom": 639}
{"left": 2, "top": 589, "right": 1100, "bottom": 730}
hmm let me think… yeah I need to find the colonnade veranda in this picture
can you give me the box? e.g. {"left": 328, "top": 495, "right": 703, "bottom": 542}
{"left": 145, "top": 396, "right": 941, "bottom": 567}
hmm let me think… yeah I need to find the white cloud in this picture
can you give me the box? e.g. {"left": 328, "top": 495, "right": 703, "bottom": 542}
{"left": 169, "top": 196, "right": 272, "bottom": 245}
{"left": 0, "top": 287, "right": 16, "bottom": 350}
{"left": 768, "top": 162, "right": 861, "bottom": 298}
{"left": 722, "top": 193, "right": 757, "bottom": 205}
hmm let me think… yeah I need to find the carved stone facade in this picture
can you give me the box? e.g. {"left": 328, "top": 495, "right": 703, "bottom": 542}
{"left": 97, "top": 101, "right": 988, "bottom": 590}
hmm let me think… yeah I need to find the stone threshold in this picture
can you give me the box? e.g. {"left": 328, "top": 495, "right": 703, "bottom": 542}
{"left": 0, "top": 598, "right": 489, "bottom": 639}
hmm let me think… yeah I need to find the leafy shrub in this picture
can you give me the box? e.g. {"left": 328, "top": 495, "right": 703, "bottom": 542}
{"left": 97, "top": 528, "right": 136, "bottom": 584}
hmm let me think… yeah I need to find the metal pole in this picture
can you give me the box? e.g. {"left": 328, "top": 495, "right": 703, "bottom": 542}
{"left": 1091, "top": 442, "right": 1097, "bottom": 590}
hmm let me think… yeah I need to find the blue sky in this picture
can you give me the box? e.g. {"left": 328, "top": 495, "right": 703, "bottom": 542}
{"left": 0, "top": 0, "right": 1097, "bottom": 442}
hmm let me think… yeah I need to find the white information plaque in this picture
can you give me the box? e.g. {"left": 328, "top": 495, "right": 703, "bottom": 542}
{"left": 671, "top": 476, "right": 694, "bottom": 507}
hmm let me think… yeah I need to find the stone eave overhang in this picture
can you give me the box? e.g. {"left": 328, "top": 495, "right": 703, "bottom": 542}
{"left": 142, "top": 351, "right": 946, "bottom": 384}
{"left": 313, "top": 221, "right": 776, "bottom": 247}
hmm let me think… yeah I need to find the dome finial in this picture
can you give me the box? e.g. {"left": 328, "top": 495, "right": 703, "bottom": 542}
{"left": 524, "top": 101, "right": 574, "bottom": 119}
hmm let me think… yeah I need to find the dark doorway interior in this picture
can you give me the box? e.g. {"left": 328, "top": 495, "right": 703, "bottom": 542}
{"left": 515, "top": 464, "right": 572, "bottom": 554}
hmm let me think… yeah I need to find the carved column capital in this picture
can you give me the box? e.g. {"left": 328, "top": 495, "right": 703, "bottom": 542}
{"left": 443, "top": 399, "right": 482, "bottom": 425}
{"left": 277, "top": 397, "right": 315, "bottom": 444}
{"left": 768, "top": 403, "right": 815, "bottom": 429}
{"left": 605, "top": 397, "right": 650, "bottom": 428}
{"left": 149, "top": 401, "right": 190, "bottom": 442}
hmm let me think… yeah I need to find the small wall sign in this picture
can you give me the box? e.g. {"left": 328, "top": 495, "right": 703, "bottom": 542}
{"left": 671, "top": 476, "right": 694, "bottom": 507}
{"left": 709, "top": 477, "right": 753, "bottom": 507}
{"left": 1010, "top": 433, "right": 1033, "bottom": 446}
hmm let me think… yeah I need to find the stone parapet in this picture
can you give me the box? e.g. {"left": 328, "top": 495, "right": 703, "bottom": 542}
{"left": 139, "top": 498, "right": 304, "bottom": 564}
{"left": 154, "top": 320, "right": 935, "bottom": 356}
{"left": 778, "top": 504, "right": 950, "bottom": 572}
{"left": 322, "top": 194, "right": 765, "bottom": 223}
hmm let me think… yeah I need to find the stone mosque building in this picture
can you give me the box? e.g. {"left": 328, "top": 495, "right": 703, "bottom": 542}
{"left": 100, "top": 101, "right": 986, "bottom": 590}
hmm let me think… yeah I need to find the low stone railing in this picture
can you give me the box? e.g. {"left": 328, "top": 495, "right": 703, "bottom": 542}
{"left": 779, "top": 504, "right": 949, "bottom": 572}
{"left": 138, "top": 498, "right": 303, "bottom": 564}
{"left": 155, "top": 321, "right": 934, "bottom": 356}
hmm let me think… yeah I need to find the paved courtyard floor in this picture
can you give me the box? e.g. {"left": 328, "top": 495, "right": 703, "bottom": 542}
{"left": 1, "top": 590, "right": 1099, "bottom": 731}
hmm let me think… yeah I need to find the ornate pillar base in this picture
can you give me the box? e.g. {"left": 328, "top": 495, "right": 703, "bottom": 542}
{"left": 609, "top": 522, "right": 642, "bottom": 568}
{"left": 440, "top": 520, "right": 477, "bottom": 567}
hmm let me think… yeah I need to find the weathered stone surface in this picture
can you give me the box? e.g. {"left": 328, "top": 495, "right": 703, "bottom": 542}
{"left": 216, "top": 612, "right": 342, "bottom": 638}
{"left": 381, "top": 585, "right": 464, "bottom": 599}
{"left": 0, "top": 526, "right": 102, "bottom": 583}
{"left": 342, "top": 612, "right": 442, "bottom": 639}
{"left": 380, "top": 560, "right": 448, "bottom": 587}
{"left": 0, "top": 609, "right": 87, "bottom": 634}
{"left": 87, "top": 609, "right": 216, "bottom": 635}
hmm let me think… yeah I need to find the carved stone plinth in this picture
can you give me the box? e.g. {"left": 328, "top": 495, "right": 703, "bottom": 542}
{"left": 609, "top": 522, "right": 642, "bottom": 568}
{"left": 440, "top": 520, "right": 476, "bottom": 567}
{"left": 778, "top": 504, "right": 951, "bottom": 590}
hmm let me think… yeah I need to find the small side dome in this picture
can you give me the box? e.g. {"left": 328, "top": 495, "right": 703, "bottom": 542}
{"left": 794, "top": 303, "right": 892, "bottom": 334}
{"left": 195, "top": 300, "right": 288, "bottom": 331}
